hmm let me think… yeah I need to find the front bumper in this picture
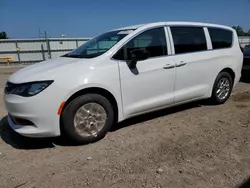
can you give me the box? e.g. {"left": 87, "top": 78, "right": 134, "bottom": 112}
{"left": 4, "top": 92, "right": 61, "bottom": 138}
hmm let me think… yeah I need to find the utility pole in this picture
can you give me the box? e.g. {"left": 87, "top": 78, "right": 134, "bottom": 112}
{"left": 38, "top": 28, "right": 42, "bottom": 38}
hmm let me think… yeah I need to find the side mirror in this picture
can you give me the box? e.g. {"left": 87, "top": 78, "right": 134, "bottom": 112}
{"left": 127, "top": 49, "right": 149, "bottom": 69}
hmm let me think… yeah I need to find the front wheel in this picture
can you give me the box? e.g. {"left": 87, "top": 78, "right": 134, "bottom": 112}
{"left": 210, "top": 72, "right": 233, "bottom": 105}
{"left": 61, "top": 94, "right": 114, "bottom": 144}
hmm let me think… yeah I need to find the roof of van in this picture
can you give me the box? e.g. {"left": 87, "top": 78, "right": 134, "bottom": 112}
{"left": 114, "top": 21, "right": 233, "bottom": 31}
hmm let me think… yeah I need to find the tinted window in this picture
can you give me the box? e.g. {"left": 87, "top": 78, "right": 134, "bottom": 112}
{"left": 113, "top": 27, "right": 167, "bottom": 60}
{"left": 170, "top": 27, "right": 207, "bottom": 54}
{"left": 208, "top": 28, "right": 233, "bottom": 49}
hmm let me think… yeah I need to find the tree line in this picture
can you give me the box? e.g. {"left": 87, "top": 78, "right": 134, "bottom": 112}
{"left": 0, "top": 25, "right": 250, "bottom": 39}
{"left": 0, "top": 32, "right": 8, "bottom": 39}
{"left": 232, "top": 26, "right": 250, "bottom": 36}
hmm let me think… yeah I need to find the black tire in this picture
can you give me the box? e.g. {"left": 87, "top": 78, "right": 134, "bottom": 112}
{"left": 61, "top": 94, "right": 114, "bottom": 144}
{"left": 210, "top": 72, "right": 233, "bottom": 105}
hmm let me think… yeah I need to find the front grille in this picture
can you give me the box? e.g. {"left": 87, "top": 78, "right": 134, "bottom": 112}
{"left": 9, "top": 115, "right": 34, "bottom": 126}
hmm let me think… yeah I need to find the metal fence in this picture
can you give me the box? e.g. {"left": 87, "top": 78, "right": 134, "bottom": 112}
{"left": 0, "top": 38, "right": 90, "bottom": 64}
{"left": 239, "top": 36, "right": 250, "bottom": 47}
{"left": 0, "top": 36, "right": 249, "bottom": 65}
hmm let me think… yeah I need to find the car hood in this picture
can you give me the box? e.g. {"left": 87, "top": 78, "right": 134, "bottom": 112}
{"left": 8, "top": 57, "right": 89, "bottom": 83}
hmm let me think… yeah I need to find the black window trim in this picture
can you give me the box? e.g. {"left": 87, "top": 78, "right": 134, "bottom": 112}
{"left": 169, "top": 25, "right": 209, "bottom": 56}
{"left": 207, "top": 26, "right": 234, "bottom": 50}
{"left": 111, "top": 24, "right": 235, "bottom": 59}
{"left": 111, "top": 25, "right": 169, "bottom": 62}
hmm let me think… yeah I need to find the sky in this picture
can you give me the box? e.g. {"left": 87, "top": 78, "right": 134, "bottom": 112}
{"left": 0, "top": 0, "right": 249, "bottom": 38}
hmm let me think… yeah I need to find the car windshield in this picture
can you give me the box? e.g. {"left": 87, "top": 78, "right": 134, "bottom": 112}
{"left": 64, "top": 29, "right": 135, "bottom": 59}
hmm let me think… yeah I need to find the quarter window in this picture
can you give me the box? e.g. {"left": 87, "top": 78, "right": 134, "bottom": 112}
{"left": 208, "top": 28, "right": 233, "bottom": 49}
{"left": 113, "top": 27, "right": 167, "bottom": 60}
{"left": 170, "top": 26, "right": 207, "bottom": 54}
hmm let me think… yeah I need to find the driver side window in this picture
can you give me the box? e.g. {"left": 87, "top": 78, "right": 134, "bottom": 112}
{"left": 113, "top": 27, "right": 168, "bottom": 61}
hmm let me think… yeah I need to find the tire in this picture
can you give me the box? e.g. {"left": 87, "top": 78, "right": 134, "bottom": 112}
{"left": 61, "top": 94, "right": 114, "bottom": 144}
{"left": 210, "top": 72, "right": 233, "bottom": 105}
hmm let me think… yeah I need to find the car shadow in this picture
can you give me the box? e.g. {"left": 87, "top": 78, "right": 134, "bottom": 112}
{"left": 237, "top": 177, "right": 250, "bottom": 188}
{"left": 111, "top": 100, "right": 203, "bottom": 132}
{"left": 0, "top": 116, "right": 70, "bottom": 150}
{"left": 241, "top": 69, "right": 250, "bottom": 83}
{"left": 0, "top": 100, "right": 204, "bottom": 149}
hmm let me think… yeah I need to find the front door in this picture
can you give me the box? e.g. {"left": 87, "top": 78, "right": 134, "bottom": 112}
{"left": 113, "top": 27, "right": 176, "bottom": 118}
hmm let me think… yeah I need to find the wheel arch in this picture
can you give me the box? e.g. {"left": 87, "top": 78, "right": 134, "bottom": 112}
{"left": 219, "top": 67, "right": 235, "bottom": 85}
{"left": 207, "top": 67, "right": 236, "bottom": 98}
{"left": 60, "top": 87, "right": 119, "bottom": 126}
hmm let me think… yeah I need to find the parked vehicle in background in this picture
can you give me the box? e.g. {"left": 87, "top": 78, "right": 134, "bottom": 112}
{"left": 4, "top": 22, "right": 243, "bottom": 144}
{"left": 244, "top": 45, "right": 250, "bottom": 58}
{"left": 242, "top": 45, "right": 250, "bottom": 71}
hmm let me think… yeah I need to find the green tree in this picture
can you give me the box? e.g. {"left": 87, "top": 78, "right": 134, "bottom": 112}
{"left": 247, "top": 29, "right": 250, "bottom": 36}
{"left": 232, "top": 26, "right": 246, "bottom": 36}
{"left": 0, "top": 31, "right": 8, "bottom": 39}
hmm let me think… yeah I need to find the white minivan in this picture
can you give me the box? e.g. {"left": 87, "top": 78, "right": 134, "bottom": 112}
{"left": 4, "top": 22, "right": 243, "bottom": 144}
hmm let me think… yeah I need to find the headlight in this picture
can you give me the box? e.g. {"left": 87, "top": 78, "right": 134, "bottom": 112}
{"left": 5, "top": 80, "right": 53, "bottom": 97}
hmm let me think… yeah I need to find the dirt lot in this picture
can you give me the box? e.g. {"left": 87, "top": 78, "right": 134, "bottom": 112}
{"left": 0, "top": 67, "right": 250, "bottom": 188}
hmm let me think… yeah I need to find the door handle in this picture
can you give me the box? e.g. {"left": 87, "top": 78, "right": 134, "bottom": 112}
{"left": 176, "top": 61, "right": 187, "bottom": 67}
{"left": 163, "top": 64, "right": 175, "bottom": 69}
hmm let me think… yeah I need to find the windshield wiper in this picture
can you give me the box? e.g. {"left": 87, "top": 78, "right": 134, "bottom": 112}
{"left": 62, "top": 51, "right": 106, "bottom": 59}
{"left": 63, "top": 54, "right": 85, "bottom": 58}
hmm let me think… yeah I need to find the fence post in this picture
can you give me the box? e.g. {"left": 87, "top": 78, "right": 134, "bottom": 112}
{"left": 44, "top": 31, "right": 51, "bottom": 59}
{"left": 15, "top": 41, "right": 21, "bottom": 64}
{"left": 41, "top": 44, "right": 45, "bottom": 61}
{"left": 46, "top": 39, "right": 52, "bottom": 59}
{"left": 76, "top": 39, "right": 78, "bottom": 48}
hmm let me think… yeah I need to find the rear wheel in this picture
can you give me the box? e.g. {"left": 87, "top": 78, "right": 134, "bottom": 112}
{"left": 210, "top": 72, "right": 233, "bottom": 104}
{"left": 61, "top": 94, "right": 114, "bottom": 144}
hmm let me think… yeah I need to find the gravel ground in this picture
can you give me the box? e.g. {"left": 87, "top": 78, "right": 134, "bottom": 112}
{"left": 0, "top": 67, "right": 250, "bottom": 188}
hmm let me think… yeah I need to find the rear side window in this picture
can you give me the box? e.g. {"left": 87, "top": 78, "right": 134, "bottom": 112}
{"left": 208, "top": 28, "right": 233, "bottom": 49}
{"left": 170, "top": 26, "right": 207, "bottom": 54}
